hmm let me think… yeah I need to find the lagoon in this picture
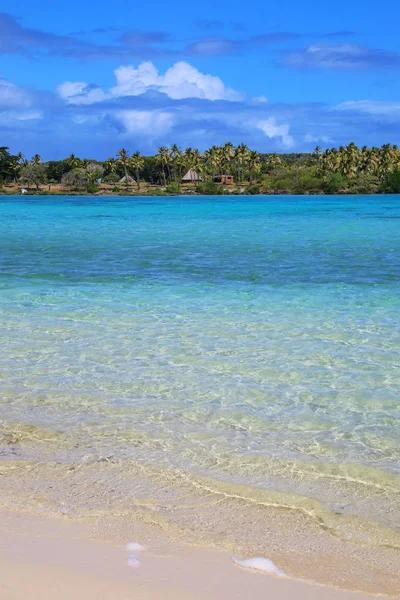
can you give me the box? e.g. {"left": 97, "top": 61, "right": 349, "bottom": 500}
{"left": 1, "top": 195, "right": 400, "bottom": 593}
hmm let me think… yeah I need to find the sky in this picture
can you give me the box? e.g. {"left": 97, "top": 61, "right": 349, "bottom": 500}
{"left": 1, "top": 0, "right": 400, "bottom": 159}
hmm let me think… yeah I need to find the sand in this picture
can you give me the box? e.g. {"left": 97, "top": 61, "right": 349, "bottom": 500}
{"left": 0, "top": 510, "right": 385, "bottom": 600}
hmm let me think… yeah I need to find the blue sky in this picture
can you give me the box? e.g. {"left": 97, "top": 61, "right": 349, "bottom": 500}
{"left": 1, "top": 0, "right": 400, "bottom": 159}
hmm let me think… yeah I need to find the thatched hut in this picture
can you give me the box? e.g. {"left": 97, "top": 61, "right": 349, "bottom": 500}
{"left": 182, "top": 169, "right": 202, "bottom": 183}
{"left": 119, "top": 175, "right": 136, "bottom": 184}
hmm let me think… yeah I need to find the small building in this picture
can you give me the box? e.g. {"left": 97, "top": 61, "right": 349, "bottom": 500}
{"left": 119, "top": 175, "right": 136, "bottom": 185}
{"left": 182, "top": 169, "right": 202, "bottom": 183}
{"left": 214, "top": 175, "right": 234, "bottom": 185}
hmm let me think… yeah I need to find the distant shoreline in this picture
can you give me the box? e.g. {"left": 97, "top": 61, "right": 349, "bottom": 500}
{"left": 1, "top": 185, "right": 399, "bottom": 197}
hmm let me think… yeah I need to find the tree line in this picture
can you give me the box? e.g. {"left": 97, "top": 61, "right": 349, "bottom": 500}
{"left": 1, "top": 143, "right": 400, "bottom": 194}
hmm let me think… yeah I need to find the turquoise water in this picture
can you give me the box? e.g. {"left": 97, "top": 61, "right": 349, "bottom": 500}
{"left": 1, "top": 195, "right": 400, "bottom": 584}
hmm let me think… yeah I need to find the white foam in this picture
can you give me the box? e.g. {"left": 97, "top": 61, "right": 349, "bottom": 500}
{"left": 126, "top": 541, "right": 145, "bottom": 570}
{"left": 126, "top": 542, "right": 144, "bottom": 553}
{"left": 231, "top": 556, "right": 285, "bottom": 576}
{"left": 127, "top": 555, "right": 141, "bottom": 569}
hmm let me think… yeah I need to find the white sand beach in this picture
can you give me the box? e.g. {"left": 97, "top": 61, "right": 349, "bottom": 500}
{"left": 0, "top": 510, "right": 384, "bottom": 600}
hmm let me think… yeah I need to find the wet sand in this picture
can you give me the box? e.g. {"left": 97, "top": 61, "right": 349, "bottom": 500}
{"left": 0, "top": 510, "right": 387, "bottom": 600}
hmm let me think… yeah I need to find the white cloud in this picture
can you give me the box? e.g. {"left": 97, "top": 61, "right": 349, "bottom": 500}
{"left": 304, "top": 133, "right": 332, "bottom": 143}
{"left": 116, "top": 110, "right": 175, "bottom": 135}
{"left": 333, "top": 100, "right": 400, "bottom": 115}
{"left": 0, "top": 79, "right": 41, "bottom": 125}
{"left": 253, "top": 95, "right": 268, "bottom": 104}
{"left": 110, "top": 62, "right": 159, "bottom": 97}
{"left": 285, "top": 43, "right": 400, "bottom": 70}
{"left": 0, "top": 79, "right": 31, "bottom": 109}
{"left": 57, "top": 81, "right": 87, "bottom": 100}
{"left": 57, "top": 61, "right": 242, "bottom": 105}
{"left": 0, "top": 110, "right": 42, "bottom": 125}
{"left": 152, "top": 61, "right": 241, "bottom": 101}
{"left": 13, "top": 110, "right": 42, "bottom": 121}
{"left": 257, "top": 117, "right": 294, "bottom": 148}
{"left": 57, "top": 81, "right": 106, "bottom": 105}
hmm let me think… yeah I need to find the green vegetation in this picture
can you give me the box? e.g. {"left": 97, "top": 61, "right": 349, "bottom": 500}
{"left": 165, "top": 181, "right": 181, "bottom": 195}
{"left": 196, "top": 180, "right": 223, "bottom": 195}
{"left": 1, "top": 142, "right": 400, "bottom": 195}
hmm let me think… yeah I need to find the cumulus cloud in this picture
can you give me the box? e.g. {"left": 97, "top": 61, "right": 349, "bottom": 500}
{"left": 257, "top": 117, "right": 294, "bottom": 148}
{"left": 116, "top": 110, "right": 175, "bottom": 135}
{"left": 2, "top": 58, "right": 400, "bottom": 159}
{"left": 285, "top": 43, "right": 400, "bottom": 70}
{"left": 111, "top": 61, "right": 242, "bottom": 100}
{"left": 57, "top": 81, "right": 88, "bottom": 100}
{"left": 0, "top": 78, "right": 42, "bottom": 127}
{"left": 57, "top": 81, "right": 106, "bottom": 105}
{"left": 59, "top": 61, "right": 243, "bottom": 104}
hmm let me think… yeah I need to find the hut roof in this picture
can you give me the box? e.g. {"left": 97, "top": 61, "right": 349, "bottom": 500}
{"left": 182, "top": 169, "right": 202, "bottom": 182}
{"left": 119, "top": 175, "right": 136, "bottom": 184}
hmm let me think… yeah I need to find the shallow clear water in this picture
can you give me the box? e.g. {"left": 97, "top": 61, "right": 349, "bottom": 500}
{"left": 1, "top": 195, "right": 400, "bottom": 586}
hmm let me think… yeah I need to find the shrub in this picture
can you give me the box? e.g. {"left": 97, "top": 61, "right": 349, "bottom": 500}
{"left": 104, "top": 173, "right": 119, "bottom": 183}
{"left": 86, "top": 181, "right": 99, "bottom": 194}
{"left": 196, "top": 180, "right": 223, "bottom": 195}
{"left": 323, "top": 173, "right": 347, "bottom": 194}
{"left": 270, "top": 176, "right": 295, "bottom": 192}
{"left": 381, "top": 170, "right": 400, "bottom": 193}
{"left": 294, "top": 174, "right": 324, "bottom": 194}
{"left": 62, "top": 169, "right": 87, "bottom": 191}
{"left": 152, "top": 187, "right": 166, "bottom": 196}
{"left": 165, "top": 181, "right": 181, "bottom": 195}
{"left": 112, "top": 186, "right": 120, "bottom": 193}
{"left": 350, "top": 173, "right": 380, "bottom": 194}
{"left": 247, "top": 184, "right": 261, "bottom": 195}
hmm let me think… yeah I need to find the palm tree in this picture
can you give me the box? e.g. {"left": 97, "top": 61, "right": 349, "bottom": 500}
{"left": 155, "top": 146, "right": 170, "bottom": 185}
{"left": 66, "top": 154, "right": 81, "bottom": 169}
{"left": 130, "top": 151, "right": 144, "bottom": 189}
{"left": 191, "top": 149, "right": 201, "bottom": 183}
{"left": 341, "top": 142, "right": 360, "bottom": 180}
{"left": 31, "top": 154, "right": 42, "bottom": 166}
{"left": 265, "top": 153, "right": 282, "bottom": 172}
{"left": 183, "top": 147, "right": 194, "bottom": 182}
{"left": 234, "top": 143, "right": 249, "bottom": 182}
{"left": 183, "top": 148, "right": 202, "bottom": 184}
{"left": 202, "top": 146, "right": 220, "bottom": 180}
{"left": 380, "top": 143, "right": 396, "bottom": 176}
{"left": 247, "top": 150, "right": 261, "bottom": 184}
{"left": 117, "top": 148, "right": 130, "bottom": 186}
{"left": 13, "top": 152, "right": 27, "bottom": 182}
{"left": 313, "top": 146, "right": 323, "bottom": 164}
{"left": 170, "top": 144, "right": 182, "bottom": 182}
{"left": 17, "top": 152, "right": 26, "bottom": 166}
{"left": 104, "top": 157, "right": 117, "bottom": 176}
{"left": 222, "top": 142, "right": 234, "bottom": 183}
